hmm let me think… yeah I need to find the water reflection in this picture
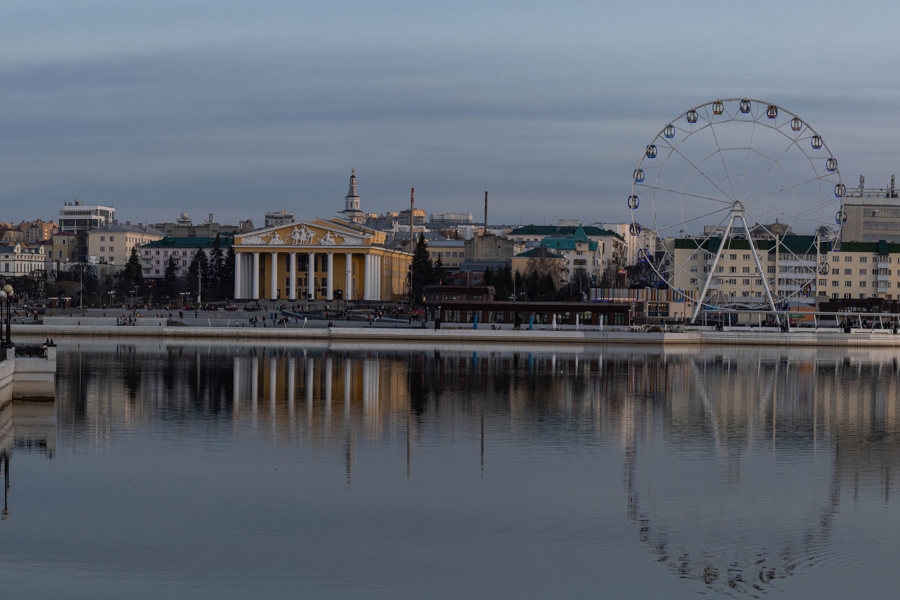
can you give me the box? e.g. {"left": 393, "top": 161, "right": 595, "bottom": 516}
{"left": 0, "top": 398, "right": 56, "bottom": 516}
{"left": 51, "top": 342, "right": 900, "bottom": 595}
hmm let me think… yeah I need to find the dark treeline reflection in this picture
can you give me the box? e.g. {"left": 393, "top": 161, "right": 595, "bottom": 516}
{"left": 53, "top": 343, "right": 900, "bottom": 593}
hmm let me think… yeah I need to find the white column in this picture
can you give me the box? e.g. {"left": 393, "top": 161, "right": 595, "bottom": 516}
{"left": 307, "top": 252, "right": 315, "bottom": 300}
{"left": 252, "top": 252, "right": 260, "bottom": 299}
{"left": 289, "top": 252, "right": 297, "bottom": 300}
{"left": 345, "top": 252, "right": 353, "bottom": 301}
{"left": 234, "top": 252, "right": 243, "bottom": 298}
{"left": 326, "top": 252, "right": 334, "bottom": 300}
{"left": 363, "top": 254, "right": 372, "bottom": 300}
{"left": 375, "top": 254, "right": 382, "bottom": 300}
{"left": 270, "top": 251, "right": 278, "bottom": 299}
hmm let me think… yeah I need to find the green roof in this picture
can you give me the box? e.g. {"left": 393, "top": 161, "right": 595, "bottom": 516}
{"left": 515, "top": 247, "right": 565, "bottom": 259}
{"left": 510, "top": 224, "right": 623, "bottom": 241}
{"left": 838, "top": 240, "right": 900, "bottom": 254}
{"left": 142, "top": 235, "right": 233, "bottom": 249}
{"left": 674, "top": 235, "right": 828, "bottom": 253}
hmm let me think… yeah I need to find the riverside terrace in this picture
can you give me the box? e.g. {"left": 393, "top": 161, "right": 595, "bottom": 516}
{"left": 12, "top": 306, "right": 900, "bottom": 348}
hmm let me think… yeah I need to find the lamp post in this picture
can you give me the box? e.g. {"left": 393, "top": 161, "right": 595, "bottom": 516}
{"left": 1, "top": 284, "right": 13, "bottom": 348}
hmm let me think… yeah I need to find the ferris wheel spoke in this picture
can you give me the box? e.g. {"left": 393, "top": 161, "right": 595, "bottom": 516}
{"left": 636, "top": 183, "right": 732, "bottom": 206}
{"left": 703, "top": 106, "right": 740, "bottom": 201}
{"left": 743, "top": 133, "right": 806, "bottom": 193}
{"left": 649, "top": 206, "right": 731, "bottom": 236}
{"left": 738, "top": 117, "right": 760, "bottom": 201}
{"left": 656, "top": 138, "right": 737, "bottom": 202}
{"left": 744, "top": 171, "right": 835, "bottom": 205}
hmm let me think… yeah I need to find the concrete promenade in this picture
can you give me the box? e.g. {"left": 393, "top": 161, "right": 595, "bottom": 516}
{"left": 10, "top": 310, "right": 900, "bottom": 347}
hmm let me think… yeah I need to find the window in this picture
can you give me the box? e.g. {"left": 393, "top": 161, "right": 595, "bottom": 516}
{"left": 100, "top": 236, "right": 105, "bottom": 241}
{"left": 742, "top": 278, "right": 750, "bottom": 285}
{"left": 768, "top": 266, "right": 775, "bottom": 273}
{"left": 860, "top": 256, "right": 867, "bottom": 263}
{"left": 743, "top": 254, "right": 750, "bottom": 260}
{"left": 844, "top": 256, "right": 852, "bottom": 262}
{"left": 860, "top": 269, "right": 867, "bottom": 275}
{"left": 845, "top": 281, "right": 852, "bottom": 287}
{"left": 819, "top": 279, "right": 826, "bottom": 286}
{"left": 99, "top": 246, "right": 105, "bottom": 252}
{"left": 742, "top": 266, "right": 750, "bottom": 273}
{"left": 729, "top": 253, "right": 736, "bottom": 260}
{"left": 729, "top": 266, "right": 736, "bottom": 273}
{"left": 860, "top": 281, "right": 867, "bottom": 287}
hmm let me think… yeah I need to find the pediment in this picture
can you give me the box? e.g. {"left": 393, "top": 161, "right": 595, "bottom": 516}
{"left": 237, "top": 221, "right": 368, "bottom": 247}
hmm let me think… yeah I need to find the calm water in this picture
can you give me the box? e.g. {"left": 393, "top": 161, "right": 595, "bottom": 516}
{"left": 2, "top": 340, "right": 900, "bottom": 598}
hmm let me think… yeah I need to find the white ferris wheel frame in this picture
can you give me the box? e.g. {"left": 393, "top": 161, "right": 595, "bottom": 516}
{"left": 628, "top": 98, "right": 845, "bottom": 325}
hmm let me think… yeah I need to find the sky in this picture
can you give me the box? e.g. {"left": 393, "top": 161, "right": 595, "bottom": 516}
{"left": 2, "top": 0, "right": 900, "bottom": 229}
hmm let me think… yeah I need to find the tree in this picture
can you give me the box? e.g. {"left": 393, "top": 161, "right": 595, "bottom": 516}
{"left": 160, "top": 255, "right": 179, "bottom": 301}
{"left": 408, "top": 233, "right": 435, "bottom": 306}
{"left": 513, "top": 270, "right": 524, "bottom": 301}
{"left": 185, "top": 247, "right": 208, "bottom": 303}
{"left": 495, "top": 265, "right": 514, "bottom": 301}
{"left": 208, "top": 234, "right": 224, "bottom": 298}
{"left": 432, "top": 254, "right": 447, "bottom": 287}
{"left": 482, "top": 266, "right": 494, "bottom": 287}
{"left": 221, "top": 245, "right": 236, "bottom": 299}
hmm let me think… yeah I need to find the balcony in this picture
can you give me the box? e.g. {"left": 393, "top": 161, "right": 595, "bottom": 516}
{"left": 878, "top": 261, "right": 891, "bottom": 269}
{"left": 779, "top": 259, "right": 816, "bottom": 268}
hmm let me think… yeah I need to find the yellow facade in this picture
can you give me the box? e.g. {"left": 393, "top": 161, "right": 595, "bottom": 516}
{"left": 233, "top": 217, "right": 411, "bottom": 302}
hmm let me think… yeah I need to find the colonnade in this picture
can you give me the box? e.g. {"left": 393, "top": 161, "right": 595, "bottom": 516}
{"left": 234, "top": 249, "right": 385, "bottom": 301}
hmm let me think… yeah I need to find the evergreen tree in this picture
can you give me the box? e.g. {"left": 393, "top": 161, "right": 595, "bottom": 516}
{"left": 408, "top": 233, "right": 434, "bottom": 306}
{"left": 221, "top": 245, "right": 236, "bottom": 299}
{"left": 124, "top": 247, "right": 144, "bottom": 289}
{"left": 208, "top": 234, "right": 225, "bottom": 298}
{"left": 514, "top": 270, "right": 524, "bottom": 301}
{"left": 482, "top": 266, "right": 494, "bottom": 287}
{"left": 433, "top": 255, "right": 447, "bottom": 286}
{"left": 185, "top": 248, "right": 208, "bottom": 303}
{"left": 161, "top": 255, "right": 179, "bottom": 300}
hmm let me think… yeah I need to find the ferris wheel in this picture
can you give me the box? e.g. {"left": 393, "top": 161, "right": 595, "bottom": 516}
{"left": 628, "top": 98, "right": 844, "bottom": 323}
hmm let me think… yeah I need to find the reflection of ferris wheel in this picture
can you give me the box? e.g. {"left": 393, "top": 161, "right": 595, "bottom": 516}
{"left": 628, "top": 99, "right": 844, "bottom": 323}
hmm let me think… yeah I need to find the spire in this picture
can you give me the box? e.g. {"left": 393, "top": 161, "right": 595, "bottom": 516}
{"left": 345, "top": 169, "right": 360, "bottom": 211}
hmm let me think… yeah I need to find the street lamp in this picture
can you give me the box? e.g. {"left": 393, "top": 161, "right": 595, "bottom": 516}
{"left": 0, "top": 284, "right": 13, "bottom": 348}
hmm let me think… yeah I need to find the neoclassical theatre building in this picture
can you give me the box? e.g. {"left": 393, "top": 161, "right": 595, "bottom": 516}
{"left": 233, "top": 217, "right": 412, "bottom": 302}
{"left": 234, "top": 172, "right": 411, "bottom": 302}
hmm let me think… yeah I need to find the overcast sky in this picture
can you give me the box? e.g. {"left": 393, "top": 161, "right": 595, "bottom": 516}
{"left": 2, "top": 0, "right": 900, "bottom": 228}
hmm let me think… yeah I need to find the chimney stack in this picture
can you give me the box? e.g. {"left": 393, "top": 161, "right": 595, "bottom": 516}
{"left": 483, "top": 191, "right": 488, "bottom": 237}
